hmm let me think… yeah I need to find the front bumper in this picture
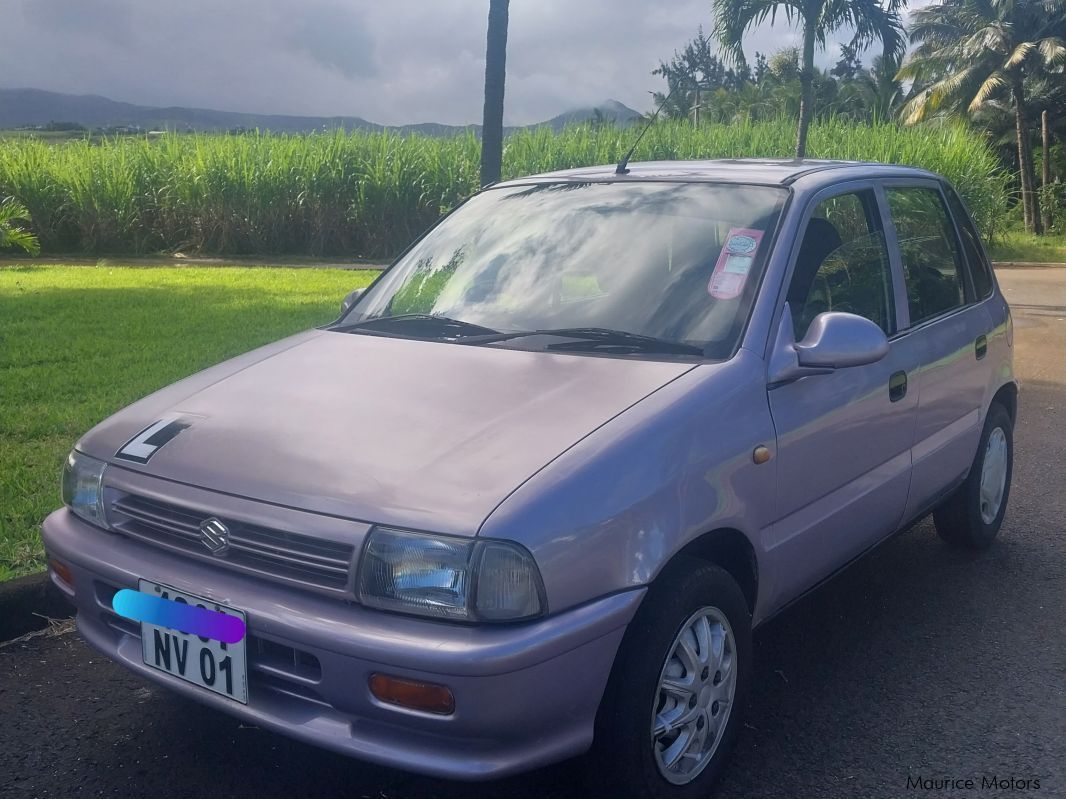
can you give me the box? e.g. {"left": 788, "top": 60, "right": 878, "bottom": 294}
{"left": 42, "top": 508, "right": 643, "bottom": 780}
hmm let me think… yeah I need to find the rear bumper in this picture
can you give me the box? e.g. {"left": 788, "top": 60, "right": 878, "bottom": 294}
{"left": 42, "top": 508, "right": 643, "bottom": 780}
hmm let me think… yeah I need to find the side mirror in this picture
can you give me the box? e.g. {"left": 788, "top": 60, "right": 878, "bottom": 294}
{"left": 796, "top": 311, "right": 890, "bottom": 368}
{"left": 769, "top": 304, "right": 889, "bottom": 384}
{"left": 340, "top": 288, "right": 365, "bottom": 316}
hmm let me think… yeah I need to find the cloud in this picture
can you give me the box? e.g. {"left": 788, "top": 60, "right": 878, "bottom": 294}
{"left": 0, "top": 0, "right": 885, "bottom": 126}
{"left": 20, "top": 0, "right": 135, "bottom": 43}
{"left": 287, "top": 3, "right": 377, "bottom": 79}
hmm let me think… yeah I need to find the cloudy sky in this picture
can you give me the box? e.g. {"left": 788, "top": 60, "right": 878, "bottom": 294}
{"left": 0, "top": 0, "right": 879, "bottom": 126}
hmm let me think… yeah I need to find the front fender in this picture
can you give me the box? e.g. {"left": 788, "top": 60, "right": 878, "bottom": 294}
{"left": 479, "top": 349, "right": 778, "bottom": 623}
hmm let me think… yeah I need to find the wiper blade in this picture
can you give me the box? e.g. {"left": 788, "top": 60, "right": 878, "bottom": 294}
{"left": 337, "top": 318, "right": 703, "bottom": 355}
{"left": 480, "top": 327, "right": 704, "bottom": 356}
{"left": 336, "top": 314, "right": 502, "bottom": 339}
{"left": 541, "top": 327, "right": 704, "bottom": 355}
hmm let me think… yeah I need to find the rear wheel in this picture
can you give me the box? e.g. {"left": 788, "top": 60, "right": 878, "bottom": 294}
{"left": 934, "top": 402, "right": 1013, "bottom": 549}
{"left": 589, "top": 559, "right": 751, "bottom": 798}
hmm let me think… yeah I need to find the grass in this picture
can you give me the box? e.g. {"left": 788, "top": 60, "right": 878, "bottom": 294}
{"left": 988, "top": 230, "right": 1066, "bottom": 263}
{"left": 0, "top": 119, "right": 1010, "bottom": 258}
{"left": 0, "top": 265, "right": 377, "bottom": 580}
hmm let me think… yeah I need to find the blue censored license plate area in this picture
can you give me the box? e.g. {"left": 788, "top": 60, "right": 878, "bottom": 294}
{"left": 138, "top": 580, "right": 248, "bottom": 704}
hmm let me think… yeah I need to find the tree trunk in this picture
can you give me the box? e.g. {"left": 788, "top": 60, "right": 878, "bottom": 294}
{"left": 795, "top": 23, "right": 817, "bottom": 159}
{"left": 1042, "top": 109, "right": 1052, "bottom": 232}
{"left": 1012, "top": 78, "right": 1042, "bottom": 234}
{"left": 479, "top": 0, "right": 510, "bottom": 187}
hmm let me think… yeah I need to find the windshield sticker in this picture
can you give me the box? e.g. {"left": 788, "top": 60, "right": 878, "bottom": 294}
{"left": 726, "top": 233, "right": 759, "bottom": 255}
{"left": 709, "top": 228, "right": 764, "bottom": 299}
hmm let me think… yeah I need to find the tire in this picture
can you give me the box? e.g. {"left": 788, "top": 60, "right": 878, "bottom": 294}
{"left": 933, "top": 402, "right": 1014, "bottom": 549}
{"left": 588, "top": 558, "right": 752, "bottom": 799}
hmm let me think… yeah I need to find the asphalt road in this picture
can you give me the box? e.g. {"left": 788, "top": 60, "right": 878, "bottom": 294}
{"left": 3, "top": 267, "right": 1065, "bottom": 799}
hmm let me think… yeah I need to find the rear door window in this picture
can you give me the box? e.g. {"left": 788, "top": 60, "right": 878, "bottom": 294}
{"left": 886, "top": 187, "right": 967, "bottom": 325}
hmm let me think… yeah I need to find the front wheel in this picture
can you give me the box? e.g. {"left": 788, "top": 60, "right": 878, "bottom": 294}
{"left": 934, "top": 402, "right": 1014, "bottom": 549}
{"left": 589, "top": 559, "right": 751, "bottom": 799}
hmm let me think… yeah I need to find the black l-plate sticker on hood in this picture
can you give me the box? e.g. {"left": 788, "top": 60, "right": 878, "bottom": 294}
{"left": 115, "top": 418, "right": 191, "bottom": 464}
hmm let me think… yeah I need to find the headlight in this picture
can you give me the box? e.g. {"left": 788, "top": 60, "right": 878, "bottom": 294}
{"left": 61, "top": 450, "right": 107, "bottom": 528}
{"left": 357, "top": 527, "right": 545, "bottom": 622}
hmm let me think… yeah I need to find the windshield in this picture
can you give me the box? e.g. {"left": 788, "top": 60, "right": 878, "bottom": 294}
{"left": 340, "top": 181, "right": 788, "bottom": 358}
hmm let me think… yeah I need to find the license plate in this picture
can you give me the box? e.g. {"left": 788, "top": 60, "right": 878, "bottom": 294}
{"left": 138, "top": 580, "right": 248, "bottom": 704}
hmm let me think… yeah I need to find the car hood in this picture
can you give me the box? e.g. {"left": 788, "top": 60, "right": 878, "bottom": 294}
{"left": 80, "top": 330, "right": 696, "bottom": 535}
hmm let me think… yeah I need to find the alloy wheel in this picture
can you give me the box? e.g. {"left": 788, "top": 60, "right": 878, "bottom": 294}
{"left": 980, "top": 427, "right": 1008, "bottom": 524}
{"left": 650, "top": 606, "right": 737, "bottom": 785}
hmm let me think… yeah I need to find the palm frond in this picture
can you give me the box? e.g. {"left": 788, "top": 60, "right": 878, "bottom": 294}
{"left": 712, "top": 0, "right": 797, "bottom": 62}
{"left": 970, "top": 69, "right": 1009, "bottom": 109}
{"left": 1036, "top": 36, "right": 1066, "bottom": 65}
{"left": 823, "top": 0, "right": 906, "bottom": 59}
{"left": 0, "top": 196, "right": 32, "bottom": 226}
{"left": 0, "top": 226, "right": 41, "bottom": 256}
{"left": 899, "top": 87, "right": 935, "bottom": 124}
{"left": 1005, "top": 40, "right": 1035, "bottom": 67}
{"left": 0, "top": 196, "right": 41, "bottom": 256}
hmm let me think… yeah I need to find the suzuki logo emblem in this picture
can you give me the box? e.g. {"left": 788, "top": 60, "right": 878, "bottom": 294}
{"left": 199, "top": 517, "right": 230, "bottom": 556}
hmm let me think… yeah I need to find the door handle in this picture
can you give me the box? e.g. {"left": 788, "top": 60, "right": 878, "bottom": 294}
{"left": 889, "top": 371, "right": 908, "bottom": 402}
{"left": 975, "top": 334, "right": 988, "bottom": 360}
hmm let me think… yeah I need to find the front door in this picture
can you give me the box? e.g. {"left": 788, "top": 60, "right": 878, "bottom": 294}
{"left": 765, "top": 186, "right": 920, "bottom": 610}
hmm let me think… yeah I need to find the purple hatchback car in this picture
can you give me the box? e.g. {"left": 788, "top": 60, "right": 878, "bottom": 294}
{"left": 43, "top": 159, "right": 1015, "bottom": 797}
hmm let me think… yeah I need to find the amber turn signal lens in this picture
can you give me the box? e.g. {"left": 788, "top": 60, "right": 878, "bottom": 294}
{"left": 48, "top": 558, "right": 74, "bottom": 589}
{"left": 369, "top": 673, "right": 455, "bottom": 715}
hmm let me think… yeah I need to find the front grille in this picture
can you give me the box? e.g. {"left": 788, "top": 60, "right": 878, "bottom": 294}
{"left": 109, "top": 494, "right": 354, "bottom": 591}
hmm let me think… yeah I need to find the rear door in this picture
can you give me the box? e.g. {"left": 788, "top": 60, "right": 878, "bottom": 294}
{"left": 882, "top": 181, "right": 996, "bottom": 521}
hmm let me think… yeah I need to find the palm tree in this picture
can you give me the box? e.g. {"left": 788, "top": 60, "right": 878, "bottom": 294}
{"left": 479, "top": 0, "right": 510, "bottom": 187}
{"left": 0, "top": 197, "right": 40, "bottom": 256}
{"left": 713, "top": 0, "right": 906, "bottom": 157}
{"left": 969, "top": 72, "right": 1066, "bottom": 207}
{"left": 898, "top": 0, "right": 1066, "bottom": 234}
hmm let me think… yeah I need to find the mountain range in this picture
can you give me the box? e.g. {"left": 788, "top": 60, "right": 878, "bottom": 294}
{"left": 0, "top": 88, "right": 643, "bottom": 135}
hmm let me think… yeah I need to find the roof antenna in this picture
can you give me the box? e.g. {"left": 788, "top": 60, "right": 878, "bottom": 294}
{"left": 615, "top": 85, "right": 679, "bottom": 175}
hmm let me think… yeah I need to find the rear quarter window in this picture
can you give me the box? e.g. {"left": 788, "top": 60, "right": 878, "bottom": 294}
{"left": 943, "top": 185, "right": 995, "bottom": 300}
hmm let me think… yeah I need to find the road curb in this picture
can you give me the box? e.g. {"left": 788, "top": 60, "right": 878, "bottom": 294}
{"left": 993, "top": 261, "right": 1066, "bottom": 269}
{"left": 0, "top": 571, "right": 74, "bottom": 642}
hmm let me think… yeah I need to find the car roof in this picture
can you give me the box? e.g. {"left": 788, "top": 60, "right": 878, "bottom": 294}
{"left": 495, "top": 158, "right": 943, "bottom": 190}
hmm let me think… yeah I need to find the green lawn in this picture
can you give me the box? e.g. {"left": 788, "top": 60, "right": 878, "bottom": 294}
{"left": 0, "top": 265, "right": 377, "bottom": 580}
{"left": 989, "top": 230, "right": 1066, "bottom": 263}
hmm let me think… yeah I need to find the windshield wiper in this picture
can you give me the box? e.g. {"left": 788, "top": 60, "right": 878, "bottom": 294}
{"left": 476, "top": 327, "right": 705, "bottom": 356}
{"left": 335, "top": 314, "right": 503, "bottom": 340}
{"left": 338, "top": 317, "right": 703, "bottom": 355}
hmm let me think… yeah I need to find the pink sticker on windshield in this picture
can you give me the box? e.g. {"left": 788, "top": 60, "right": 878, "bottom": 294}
{"left": 708, "top": 228, "right": 764, "bottom": 299}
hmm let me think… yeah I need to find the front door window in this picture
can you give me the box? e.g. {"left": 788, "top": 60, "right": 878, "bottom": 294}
{"left": 788, "top": 191, "right": 895, "bottom": 340}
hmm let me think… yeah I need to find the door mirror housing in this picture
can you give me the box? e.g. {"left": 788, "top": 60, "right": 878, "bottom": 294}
{"left": 340, "top": 288, "right": 365, "bottom": 316}
{"left": 796, "top": 311, "right": 890, "bottom": 368}
{"left": 769, "top": 304, "right": 889, "bottom": 384}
